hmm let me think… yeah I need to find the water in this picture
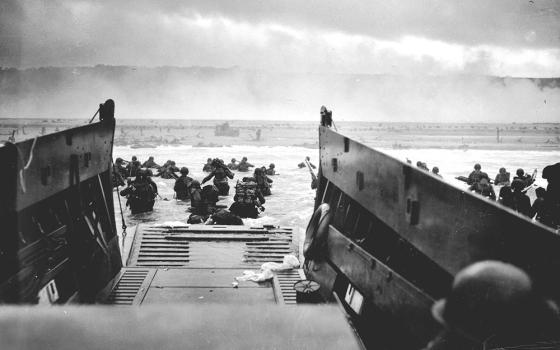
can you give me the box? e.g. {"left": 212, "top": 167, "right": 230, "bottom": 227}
{"left": 113, "top": 145, "right": 558, "bottom": 255}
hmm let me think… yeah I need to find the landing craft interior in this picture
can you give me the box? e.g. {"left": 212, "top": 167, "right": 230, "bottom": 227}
{"left": 1, "top": 101, "right": 559, "bottom": 349}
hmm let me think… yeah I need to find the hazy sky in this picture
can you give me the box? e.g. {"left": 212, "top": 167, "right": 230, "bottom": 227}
{"left": 2, "top": 0, "right": 560, "bottom": 77}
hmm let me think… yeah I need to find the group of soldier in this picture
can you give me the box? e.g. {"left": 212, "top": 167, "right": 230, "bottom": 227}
{"left": 412, "top": 159, "right": 442, "bottom": 177}
{"left": 112, "top": 157, "right": 159, "bottom": 214}
{"left": 113, "top": 155, "right": 278, "bottom": 224}
{"left": 464, "top": 162, "right": 560, "bottom": 229}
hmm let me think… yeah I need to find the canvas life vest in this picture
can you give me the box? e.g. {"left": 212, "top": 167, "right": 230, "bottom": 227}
{"left": 235, "top": 181, "right": 258, "bottom": 205}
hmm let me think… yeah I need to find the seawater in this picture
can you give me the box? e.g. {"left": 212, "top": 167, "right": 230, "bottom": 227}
{"left": 113, "top": 145, "right": 558, "bottom": 257}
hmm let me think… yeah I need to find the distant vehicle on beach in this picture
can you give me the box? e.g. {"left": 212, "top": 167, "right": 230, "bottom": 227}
{"left": 214, "top": 122, "right": 239, "bottom": 137}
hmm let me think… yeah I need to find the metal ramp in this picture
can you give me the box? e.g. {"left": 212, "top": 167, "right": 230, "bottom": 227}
{"left": 101, "top": 224, "right": 305, "bottom": 306}
{"left": 127, "top": 224, "right": 294, "bottom": 268}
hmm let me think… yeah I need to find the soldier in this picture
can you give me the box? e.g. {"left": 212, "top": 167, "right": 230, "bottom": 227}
{"left": 540, "top": 162, "right": 560, "bottom": 228}
{"left": 265, "top": 163, "right": 276, "bottom": 175}
{"left": 531, "top": 187, "right": 547, "bottom": 222}
{"left": 206, "top": 209, "right": 243, "bottom": 225}
{"left": 158, "top": 161, "right": 179, "bottom": 179}
{"left": 425, "top": 261, "right": 560, "bottom": 349}
{"left": 417, "top": 161, "right": 429, "bottom": 171}
{"left": 469, "top": 177, "right": 496, "bottom": 200}
{"left": 431, "top": 167, "right": 442, "bottom": 177}
{"left": 511, "top": 179, "right": 532, "bottom": 217}
{"left": 467, "top": 163, "right": 489, "bottom": 185}
{"left": 126, "top": 156, "right": 142, "bottom": 177}
{"left": 227, "top": 158, "right": 238, "bottom": 170}
{"left": 494, "top": 167, "right": 511, "bottom": 186}
{"left": 237, "top": 157, "right": 254, "bottom": 172}
{"left": 119, "top": 169, "right": 158, "bottom": 214}
{"left": 203, "top": 158, "right": 213, "bottom": 172}
{"left": 498, "top": 186, "right": 514, "bottom": 209}
{"left": 253, "top": 167, "right": 273, "bottom": 196}
{"left": 229, "top": 179, "right": 265, "bottom": 218}
{"left": 174, "top": 167, "right": 193, "bottom": 200}
{"left": 298, "top": 156, "right": 316, "bottom": 169}
{"left": 202, "top": 158, "right": 234, "bottom": 196}
{"left": 142, "top": 156, "right": 160, "bottom": 169}
{"left": 112, "top": 158, "right": 126, "bottom": 188}
{"left": 514, "top": 168, "right": 535, "bottom": 188}
{"left": 188, "top": 180, "right": 216, "bottom": 218}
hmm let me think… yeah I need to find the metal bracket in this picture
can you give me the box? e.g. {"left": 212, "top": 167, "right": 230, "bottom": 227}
{"left": 406, "top": 198, "right": 420, "bottom": 225}
{"left": 356, "top": 171, "right": 364, "bottom": 191}
{"left": 40, "top": 166, "right": 51, "bottom": 185}
{"left": 332, "top": 158, "right": 338, "bottom": 172}
{"left": 84, "top": 152, "right": 92, "bottom": 167}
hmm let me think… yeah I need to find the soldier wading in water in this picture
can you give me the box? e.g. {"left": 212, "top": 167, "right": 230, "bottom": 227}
{"left": 202, "top": 158, "right": 234, "bottom": 196}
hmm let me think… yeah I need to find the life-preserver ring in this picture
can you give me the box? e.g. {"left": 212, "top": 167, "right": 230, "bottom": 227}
{"left": 303, "top": 203, "right": 332, "bottom": 260}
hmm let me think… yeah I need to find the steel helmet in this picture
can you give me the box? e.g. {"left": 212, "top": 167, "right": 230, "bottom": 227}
{"left": 432, "top": 261, "right": 534, "bottom": 339}
{"left": 180, "top": 167, "right": 189, "bottom": 174}
{"left": 191, "top": 180, "right": 201, "bottom": 189}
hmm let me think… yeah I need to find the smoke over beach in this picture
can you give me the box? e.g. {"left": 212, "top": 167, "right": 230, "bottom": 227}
{"left": 1, "top": 66, "right": 559, "bottom": 122}
{"left": 1, "top": 1, "right": 559, "bottom": 122}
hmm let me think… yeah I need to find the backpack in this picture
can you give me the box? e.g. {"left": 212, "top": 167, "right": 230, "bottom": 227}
{"left": 131, "top": 181, "right": 155, "bottom": 202}
{"left": 235, "top": 181, "right": 258, "bottom": 205}
{"left": 201, "top": 185, "right": 219, "bottom": 204}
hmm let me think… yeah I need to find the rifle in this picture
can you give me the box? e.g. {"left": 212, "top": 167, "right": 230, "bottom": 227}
{"left": 522, "top": 169, "right": 538, "bottom": 194}
{"left": 455, "top": 175, "right": 494, "bottom": 185}
{"left": 305, "top": 159, "right": 318, "bottom": 190}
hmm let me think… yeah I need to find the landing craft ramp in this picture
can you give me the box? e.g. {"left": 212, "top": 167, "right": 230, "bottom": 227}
{"left": 98, "top": 224, "right": 305, "bottom": 306}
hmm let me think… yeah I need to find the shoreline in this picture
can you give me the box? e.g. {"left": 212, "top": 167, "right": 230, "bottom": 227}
{"left": 1, "top": 118, "right": 559, "bottom": 152}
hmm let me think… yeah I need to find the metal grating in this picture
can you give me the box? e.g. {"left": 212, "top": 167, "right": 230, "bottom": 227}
{"left": 130, "top": 228, "right": 190, "bottom": 267}
{"left": 129, "top": 225, "right": 294, "bottom": 267}
{"left": 105, "top": 269, "right": 149, "bottom": 305}
{"left": 244, "top": 235, "right": 293, "bottom": 264}
{"left": 274, "top": 269, "right": 306, "bottom": 305}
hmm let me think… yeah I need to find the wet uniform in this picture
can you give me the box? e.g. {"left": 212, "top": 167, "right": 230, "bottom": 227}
{"left": 126, "top": 160, "right": 142, "bottom": 177}
{"left": 159, "top": 164, "right": 179, "bottom": 179}
{"left": 112, "top": 162, "right": 126, "bottom": 187}
{"left": 467, "top": 170, "right": 489, "bottom": 185}
{"left": 120, "top": 175, "right": 157, "bottom": 214}
{"left": 237, "top": 160, "right": 254, "bottom": 172}
{"left": 174, "top": 174, "right": 193, "bottom": 200}
{"left": 253, "top": 169, "right": 273, "bottom": 196}
{"left": 189, "top": 185, "right": 215, "bottom": 217}
{"left": 202, "top": 165, "right": 234, "bottom": 196}
{"left": 469, "top": 179, "right": 496, "bottom": 200}
{"left": 494, "top": 172, "right": 511, "bottom": 186}
{"left": 229, "top": 180, "right": 265, "bottom": 218}
{"left": 227, "top": 160, "right": 238, "bottom": 170}
{"left": 513, "top": 174, "right": 534, "bottom": 188}
{"left": 142, "top": 158, "right": 160, "bottom": 168}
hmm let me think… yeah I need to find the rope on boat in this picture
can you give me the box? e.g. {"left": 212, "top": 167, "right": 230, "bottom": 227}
{"left": 88, "top": 107, "right": 100, "bottom": 124}
{"left": 18, "top": 137, "right": 37, "bottom": 193}
{"left": 114, "top": 161, "right": 128, "bottom": 250}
